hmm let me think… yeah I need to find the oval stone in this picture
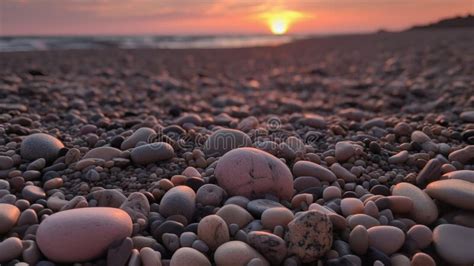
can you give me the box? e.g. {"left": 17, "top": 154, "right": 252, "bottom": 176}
{"left": 214, "top": 241, "right": 269, "bottom": 266}
{"left": 159, "top": 186, "right": 196, "bottom": 222}
{"left": 392, "top": 182, "right": 438, "bottom": 225}
{"left": 197, "top": 215, "right": 229, "bottom": 250}
{"left": 433, "top": 224, "right": 474, "bottom": 265}
{"left": 83, "top": 146, "right": 121, "bottom": 161}
{"left": 20, "top": 133, "right": 64, "bottom": 162}
{"left": 215, "top": 148, "right": 293, "bottom": 200}
{"left": 36, "top": 208, "right": 132, "bottom": 263}
{"left": 293, "top": 161, "right": 336, "bottom": 182}
{"left": 131, "top": 142, "right": 175, "bottom": 165}
{"left": 121, "top": 127, "right": 156, "bottom": 150}
{"left": 425, "top": 179, "right": 474, "bottom": 210}
{"left": 203, "top": 129, "right": 252, "bottom": 157}
{"left": 367, "top": 226, "right": 405, "bottom": 255}
{"left": 170, "top": 247, "right": 211, "bottom": 266}
{"left": 0, "top": 203, "right": 20, "bottom": 234}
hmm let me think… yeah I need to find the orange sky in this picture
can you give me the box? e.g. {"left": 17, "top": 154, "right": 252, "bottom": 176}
{"left": 0, "top": 0, "right": 473, "bottom": 36}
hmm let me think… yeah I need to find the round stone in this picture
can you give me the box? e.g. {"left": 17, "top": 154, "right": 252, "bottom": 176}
{"left": 286, "top": 211, "right": 333, "bottom": 263}
{"left": 392, "top": 182, "right": 438, "bottom": 225}
{"left": 433, "top": 224, "right": 474, "bottom": 265}
{"left": 335, "top": 141, "right": 355, "bottom": 162}
{"left": 197, "top": 215, "right": 229, "bottom": 250}
{"left": 121, "top": 127, "right": 157, "bottom": 150}
{"left": 20, "top": 133, "right": 64, "bottom": 162}
{"left": 323, "top": 186, "right": 342, "bottom": 201}
{"left": 196, "top": 184, "right": 227, "bottom": 206}
{"left": 216, "top": 204, "right": 253, "bottom": 228}
{"left": 261, "top": 207, "right": 294, "bottom": 230}
{"left": 367, "top": 226, "right": 405, "bottom": 255}
{"left": 130, "top": 142, "right": 175, "bottom": 165}
{"left": 340, "top": 198, "right": 364, "bottom": 217}
{"left": 293, "top": 161, "right": 336, "bottom": 182}
{"left": 0, "top": 237, "right": 23, "bottom": 262}
{"left": 36, "top": 207, "right": 132, "bottom": 263}
{"left": 0, "top": 203, "right": 20, "bottom": 234}
{"left": 425, "top": 179, "right": 474, "bottom": 210}
{"left": 214, "top": 241, "right": 269, "bottom": 266}
{"left": 407, "top": 225, "right": 432, "bottom": 249}
{"left": 203, "top": 129, "right": 252, "bottom": 157}
{"left": 349, "top": 225, "right": 368, "bottom": 255}
{"left": 159, "top": 186, "right": 196, "bottom": 222}
{"left": 215, "top": 148, "right": 293, "bottom": 200}
{"left": 247, "top": 231, "right": 287, "bottom": 265}
{"left": 170, "top": 247, "right": 211, "bottom": 266}
{"left": 411, "top": 252, "right": 435, "bottom": 266}
{"left": 0, "top": 156, "right": 14, "bottom": 170}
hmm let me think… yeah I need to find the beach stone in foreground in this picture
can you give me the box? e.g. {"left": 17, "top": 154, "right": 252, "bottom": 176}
{"left": 0, "top": 203, "right": 21, "bottom": 234}
{"left": 170, "top": 247, "right": 211, "bottom": 266}
{"left": 425, "top": 179, "right": 474, "bottom": 210}
{"left": 433, "top": 224, "right": 474, "bottom": 265}
{"left": 248, "top": 231, "right": 287, "bottom": 265}
{"left": 286, "top": 211, "right": 333, "bottom": 263}
{"left": 203, "top": 128, "right": 252, "bottom": 157}
{"left": 36, "top": 207, "right": 132, "bottom": 263}
{"left": 159, "top": 186, "right": 195, "bottom": 222}
{"left": 0, "top": 237, "right": 23, "bottom": 262}
{"left": 197, "top": 214, "right": 229, "bottom": 250}
{"left": 367, "top": 226, "right": 405, "bottom": 255}
{"left": 392, "top": 182, "right": 438, "bottom": 225}
{"left": 215, "top": 148, "right": 293, "bottom": 200}
{"left": 20, "top": 133, "right": 64, "bottom": 162}
{"left": 214, "top": 241, "right": 269, "bottom": 266}
{"left": 442, "top": 170, "right": 474, "bottom": 183}
{"left": 131, "top": 142, "right": 175, "bottom": 165}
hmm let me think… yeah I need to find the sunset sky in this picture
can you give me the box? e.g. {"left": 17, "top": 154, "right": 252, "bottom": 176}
{"left": 1, "top": 0, "right": 473, "bottom": 36}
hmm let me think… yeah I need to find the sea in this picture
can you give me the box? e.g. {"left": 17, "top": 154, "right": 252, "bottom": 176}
{"left": 0, "top": 34, "right": 309, "bottom": 52}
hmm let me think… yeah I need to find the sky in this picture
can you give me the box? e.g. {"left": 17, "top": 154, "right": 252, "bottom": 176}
{"left": 0, "top": 0, "right": 473, "bottom": 36}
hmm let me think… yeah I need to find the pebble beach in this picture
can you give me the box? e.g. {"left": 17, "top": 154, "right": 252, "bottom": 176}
{"left": 0, "top": 28, "right": 474, "bottom": 265}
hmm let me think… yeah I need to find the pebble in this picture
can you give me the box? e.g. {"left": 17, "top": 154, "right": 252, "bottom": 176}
{"left": 0, "top": 203, "right": 20, "bottom": 234}
{"left": 330, "top": 163, "right": 356, "bottom": 182}
{"left": 92, "top": 189, "right": 127, "bottom": 207}
{"left": 246, "top": 199, "right": 284, "bottom": 217}
{"left": 196, "top": 184, "right": 227, "bottom": 206}
{"left": 425, "top": 179, "right": 474, "bottom": 210}
{"left": 248, "top": 231, "right": 287, "bottom": 265}
{"left": 293, "top": 161, "right": 337, "bottom": 182}
{"left": 448, "top": 145, "right": 474, "bottom": 164}
{"left": 215, "top": 148, "right": 293, "bottom": 200}
{"left": 349, "top": 225, "right": 368, "bottom": 255}
{"left": 20, "top": 133, "right": 64, "bottom": 162}
{"left": 22, "top": 185, "right": 46, "bottom": 202}
{"left": 411, "top": 252, "right": 435, "bottom": 266}
{"left": 407, "top": 225, "right": 432, "bottom": 249}
{"left": 217, "top": 204, "right": 253, "bottom": 228}
{"left": 442, "top": 170, "right": 474, "bottom": 182}
{"left": 347, "top": 214, "right": 381, "bottom": 229}
{"left": 286, "top": 211, "right": 333, "bottom": 262}
{"left": 131, "top": 142, "right": 175, "bottom": 165}
{"left": 261, "top": 207, "right": 294, "bottom": 229}
{"left": 388, "top": 150, "right": 409, "bottom": 164}
{"left": 0, "top": 237, "right": 23, "bottom": 262}
{"left": 323, "top": 186, "right": 342, "bottom": 201}
{"left": 335, "top": 141, "right": 355, "bottom": 161}
{"left": 392, "top": 182, "right": 438, "bottom": 225}
{"left": 107, "top": 237, "right": 133, "bottom": 266}
{"left": 433, "top": 224, "right": 474, "bottom": 265}
{"left": 36, "top": 207, "right": 133, "bottom": 262}
{"left": 301, "top": 114, "right": 326, "bottom": 128}
{"left": 83, "top": 146, "right": 122, "bottom": 161}
{"left": 121, "top": 127, "right": 156, "bottom": 150}
{"left": 159, "top": 186, "right": 196, "bottom": 222}
{"left": 340, "top": 198, "right": 364, "bottom": 217}
{"left": 0, "top": 156, "right": 14, "bottom": 170}
{"left": 120, "top": 192, "right": 150, "bottom": 223}
{"left": 171, "top": 247, "right": 211, "bottom": 266}
{"left": 460, "top": 110, "right": 474, "bottom": 122}
{"left": 140, "top": 247, "right": 162, "bottom": 266}
{"left": 203, "top": 129, "right": 252, "bottom": 156}
{"left": 367, "top": 226, "right": 405, "bottom": 255}
{"left": 197, "top": 214, "right": 229, "bottom": 250}
{"left": 214, "top": 241, "right": 269, "bottom": 266}
{"left": 390, "top": 253, "right": 411, "bottom": 266}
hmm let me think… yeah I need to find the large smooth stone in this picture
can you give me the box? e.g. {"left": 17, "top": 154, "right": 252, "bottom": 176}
{"left": 83, "top": 147, "right": 121, "bottom": 161}
{"left": 197, "top": 215, "right": 229, "bottom": 250}
{"left": 159, "top": 186, "right": 196, "bottom": 222}
{"left": 170, "top": 247, "right": 211, "bottom": 266}
{"left": 131, "top": 142, "right": 175, "bottom": 165}
{"left": 36, "top": 207, "right": 132, "bottom": 263}
{"left": 442, "top": 170, "right": 474, "bottom": 183}
{"left": 293, "top": 161, "right": 336, "bottom": 182}
{"left": 0, "top": 203, "right": 20, "bottom": 234}
{"left": 425, "top": 179, "right": 474, "bottom": 210}
{"left": 433, "top": 224, "right": 474, "bottom": 265}
{"left": 120, "top": 192, "right": 150, "bottom": 223}
{"left": 367, "top": 226, "right": 405, "bottom": 255}
{"left": 121, "top": 127, "right": 157, "bottom": 150}
{"left": 20, "top": 133, "right": 64, "bottom": 162}
{"left": 214, "top": 241, "right": 269, "bottom": 266}
{"left": 203, "top": 129, "right": 252, "bottom": 157}
{"left": 248, "top": 231, "right": 287, "bottom": 265}
{"left": 286, "top": 211, "right": 333, "bottom": 263}
{"left": 392, "top": 182, "right": 438, "bottom": 225}
{"left": 215, "top": 148, "right": 293, "bottom": 200}
{"left": 0, "top": 237, "right": 23, "bottom": 262}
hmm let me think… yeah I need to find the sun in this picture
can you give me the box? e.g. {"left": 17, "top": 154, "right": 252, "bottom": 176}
{"left": 259, "top": 10, "right": 306, "bottom": 35}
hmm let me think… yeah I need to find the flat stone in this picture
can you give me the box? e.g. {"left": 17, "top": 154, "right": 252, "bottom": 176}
{"left": 22, "top": 185, "right": 46, "bottom": 202}
{"left": 83, "top": 146, "right": 122, "bottom": 161}
{"left": 392, "top": 182, "right": 438, "bottom": 225}
{"left": 460, "top": 111, "right": 474, "bottom": 122}
{"left": 131, "top": 142, "right": 175, "bottom": 165}
{"left": 215, "top": 148, "right": 293, "bottom": 200}
{"left": 340, "top": 198, "right": 364, "bottom": 217}
{"left": 425, "top": 179, "right": 474, "bottom": 210}
{"left": 335, "top": 141, "right": 355, "bottom": 162}
{"left": 433, "top": 224, "right": 474, "bottom": 265}
{"left": 203, "top": 129, "right": 252, "bottom": 157}
{"left": 293, "top": 161, "right": 336, "bottom": 182}
{"left": 171, "top": 247, "right": 211, "bottom": 266}
{"left": 214, "top": 241, "right": 269, "bottom": 266}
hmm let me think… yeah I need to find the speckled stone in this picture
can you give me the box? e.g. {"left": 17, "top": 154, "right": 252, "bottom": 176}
{"left": 286, "top": 211, "right": 333, "bottom": 263}
{"left": 248, "top": 231, "right": 287, "bottom": 265}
